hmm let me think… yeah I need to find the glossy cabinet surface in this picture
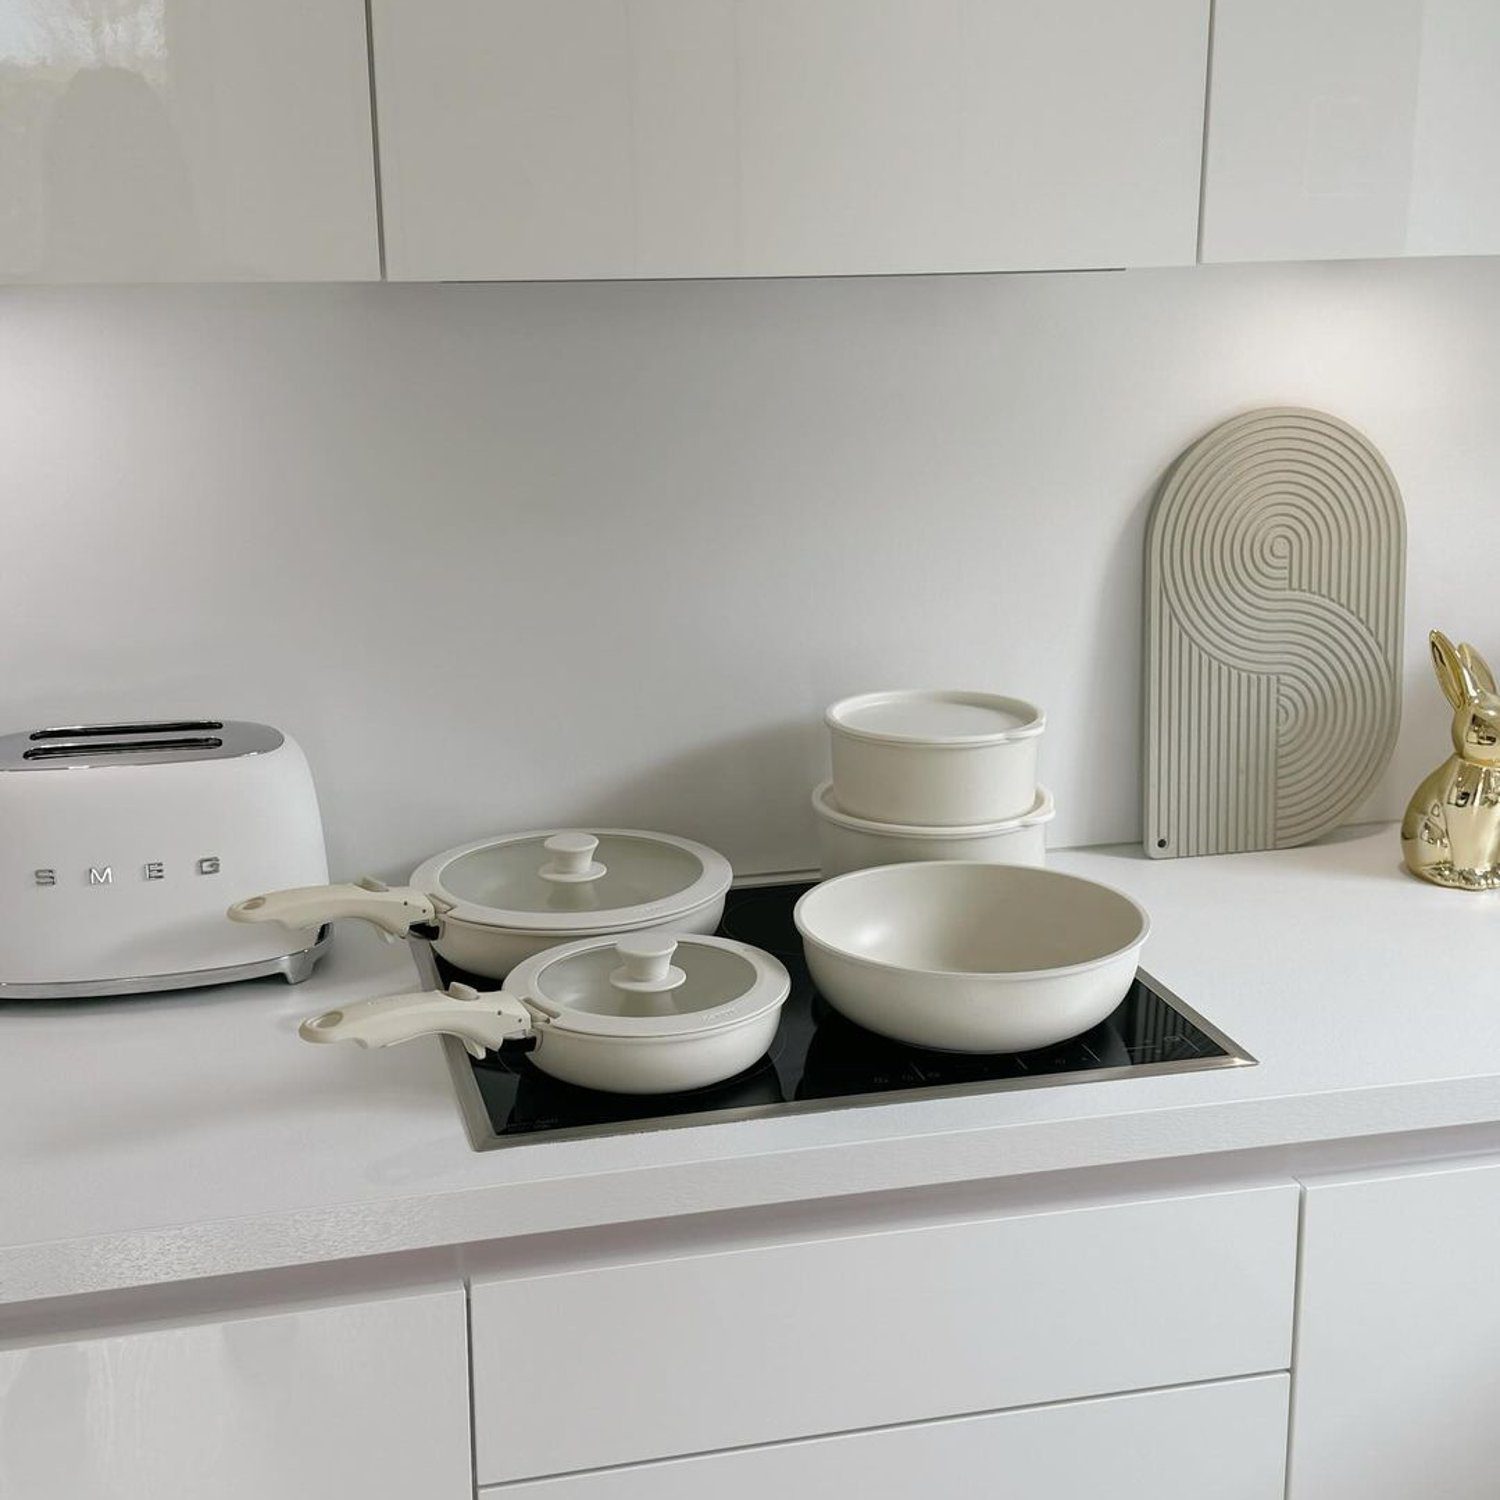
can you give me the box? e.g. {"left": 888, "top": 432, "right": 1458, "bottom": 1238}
{"left": 487, "top": 1374, "right": 1291, "bottom": 1499}
{"left": 471, "top": 1181, "right": 1298, "bottom": 1484}
{"left": 1290, "top": 1155, "right": 1500, "bottom": 1498}
{"left": 0, "top": 0, "right": 379, "bottom": 282}
{"left": 1203, "top": 0, "right": 1500, "bottom": 262}
{"left": 0, "top": 1286, "right": 470, "bottom": 1500}
{"left": 372, "top": 0, "right": 1209, "bottom": 282}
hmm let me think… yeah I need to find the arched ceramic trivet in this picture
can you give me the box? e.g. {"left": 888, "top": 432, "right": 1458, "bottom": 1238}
{"left": 1144, "top": 407, "right": 1405, "bottom": 858}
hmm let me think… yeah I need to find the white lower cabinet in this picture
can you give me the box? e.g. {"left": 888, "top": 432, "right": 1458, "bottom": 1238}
{"left": 1290, "top": 1154, "right": 1500, "bottom": 1498}
{"left": 483, "top": 1373, "right": 1289, "bottom": 1500}
{"left": 0, "top": 1284, "right": 470, "bottom": 1500}
{"left": 471, "top": 1181, "right": 1298, "bottom": 1484}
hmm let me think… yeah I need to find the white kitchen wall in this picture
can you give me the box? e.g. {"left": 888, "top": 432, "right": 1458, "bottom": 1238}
{"left": 4, "top": 258, "right": 1498, "bottom": 878}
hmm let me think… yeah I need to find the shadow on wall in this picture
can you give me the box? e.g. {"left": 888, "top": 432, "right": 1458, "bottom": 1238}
{"left": 1066, "top": 465, "right": 1163, "bottom": 850}
{"left": 42, "top": 65, "right": 198, "bottom": 278}
{"left": 494, "top": 717, "right": 827, "bottom": 880}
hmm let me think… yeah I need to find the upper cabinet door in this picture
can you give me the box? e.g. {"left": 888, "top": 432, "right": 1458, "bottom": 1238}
{"left": 372, "top": 0, "right": 1210, "bottom": 282}
{"left": 0, "top": 1, "right": 380, "bottom": 283}
{"left": 1203, "top": 0, "right": 1500, "bottom": 262}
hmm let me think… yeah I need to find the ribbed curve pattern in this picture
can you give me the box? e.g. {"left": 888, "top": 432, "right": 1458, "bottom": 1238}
{"left": 1145, "top": 408, "right": 1405, "bottom": 857}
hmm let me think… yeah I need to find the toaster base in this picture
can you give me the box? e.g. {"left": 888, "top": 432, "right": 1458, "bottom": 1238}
{"left": 0, "top": 926, "right": 332, "bottom": 1000}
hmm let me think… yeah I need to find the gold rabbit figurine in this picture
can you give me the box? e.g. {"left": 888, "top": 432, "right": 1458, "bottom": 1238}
{"left": 1402, "top": 631, "right": 1500, "bottom": 889}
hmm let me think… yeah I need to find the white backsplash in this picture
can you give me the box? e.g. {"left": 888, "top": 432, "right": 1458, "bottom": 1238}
{"left": 4, "top": 258, "right": 1499, "bottom": 878}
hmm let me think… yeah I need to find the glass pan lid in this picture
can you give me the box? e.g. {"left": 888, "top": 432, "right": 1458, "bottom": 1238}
{"left": 413, "top": 829, "right": 732, "bottom": 933}
{"left": 515, "top": 934, "right": 790, "bottom": 1039}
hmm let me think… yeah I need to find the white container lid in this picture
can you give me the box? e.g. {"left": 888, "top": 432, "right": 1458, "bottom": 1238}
{"left": 411, "top": 829, "right": 732, "bottom": 935}
{"left": 826, "top": 690, "right": 1044, "bottom": 746}
{"left": 812, "top": 781, "right": 1055, "bottom": 838}
{"left": 508, "top": 933, "right": 790, "bottom": 1039}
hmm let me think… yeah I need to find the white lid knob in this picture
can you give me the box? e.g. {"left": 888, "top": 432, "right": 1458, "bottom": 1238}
{"left": 610, "top": 933, "right": 687, "bottom": 995}
{"left": 539, "top": 833, "right": 607, "bottom": 884}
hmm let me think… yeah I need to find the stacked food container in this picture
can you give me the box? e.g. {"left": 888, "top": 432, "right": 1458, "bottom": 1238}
{"left": 811, "top": 690, "right": 1052, "bottom": 875}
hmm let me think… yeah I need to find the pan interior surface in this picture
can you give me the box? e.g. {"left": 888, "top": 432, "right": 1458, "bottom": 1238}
{"left": 800, "top": 864, "right": 1147, "bottom": 976}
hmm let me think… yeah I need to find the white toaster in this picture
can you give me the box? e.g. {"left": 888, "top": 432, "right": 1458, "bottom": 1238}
{"left": 0, "top": 720, "right": 330, "bottom": 998}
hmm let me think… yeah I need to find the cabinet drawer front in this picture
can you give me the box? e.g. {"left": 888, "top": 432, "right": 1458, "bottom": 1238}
{"left": 472, "top": 1182, "right": 1297, "bottom": 1484}
{"left": 373, "top": 0, "right": 1208, "bottom": 281}
{"left": 0, "top": 1287, "right": 470, "bottom": 1500}
{"left": 486, "top": 1374, "right": 1290, "bottom": 1500}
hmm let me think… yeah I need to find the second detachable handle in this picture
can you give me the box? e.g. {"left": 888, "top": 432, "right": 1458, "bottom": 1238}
{"left": 299, "top": 983, "right": 534, "bottom": 1060}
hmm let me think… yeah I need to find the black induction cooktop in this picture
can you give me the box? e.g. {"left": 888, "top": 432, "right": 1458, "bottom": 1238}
{"left": 429, "top": 880, "right": 1254, "bottom": 1151}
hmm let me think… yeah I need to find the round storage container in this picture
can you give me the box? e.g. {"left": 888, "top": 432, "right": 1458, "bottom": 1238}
{"left": 826, "top": 690, "right": 1044, "bottom": 826}
{"left": 812, "top": 782, "right": 1053, "bottom": 877}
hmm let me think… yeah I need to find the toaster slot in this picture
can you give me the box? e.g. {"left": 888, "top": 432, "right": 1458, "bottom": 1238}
{"left": 23, "top": 737, "right": 225, "bottom": 760}
{"left": 29, "top": 720, "right": 225, "bottom": 740}
{"left": 1, "top": 720, "right": 280, "bottom": 769}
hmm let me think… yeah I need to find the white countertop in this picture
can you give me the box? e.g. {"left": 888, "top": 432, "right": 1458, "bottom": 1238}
{"left": 7, "top": 823, "right": 1500, "bottom": 1308}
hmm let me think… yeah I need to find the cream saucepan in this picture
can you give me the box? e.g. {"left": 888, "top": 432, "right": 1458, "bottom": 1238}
{"left": 299, "top": 932, "right": 791, "bottom": 1095}
{"left": 230, "top": 828, "right": 732, "bottom": 980}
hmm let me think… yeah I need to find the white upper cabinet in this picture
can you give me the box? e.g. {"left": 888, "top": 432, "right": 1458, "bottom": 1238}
{"left": 372, "top": 0, "right": 1210, "bottom": 282}
{"left": 0, "top": 0, "right": 380, "bottom": 282}
{"left": 1202, "top": 0, "right": 1500, "bottom": 262}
